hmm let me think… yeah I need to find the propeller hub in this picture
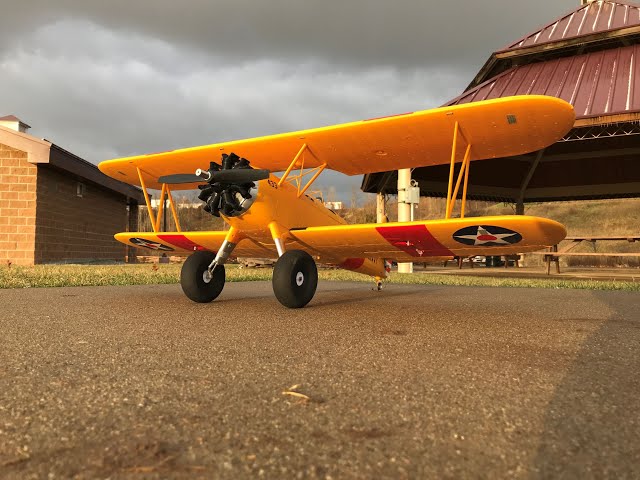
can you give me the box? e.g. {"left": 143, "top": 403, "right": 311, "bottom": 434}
{"left": 195, "top": 168, "right": 211, "bottom": 181}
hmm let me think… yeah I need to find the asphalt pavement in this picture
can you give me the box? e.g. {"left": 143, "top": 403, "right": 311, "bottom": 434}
{"left": 1, "top": 281, "right": 639, "bottom": 479}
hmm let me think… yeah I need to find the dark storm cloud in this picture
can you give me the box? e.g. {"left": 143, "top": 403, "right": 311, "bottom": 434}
{"left": 1, "top": 20, "right": 462, "bottom": 154}
{"left": 0, "top": 1, "right": 579, "bottom": 200}
{"left": 3, "top": 0, "right": 577, "bottom": 67}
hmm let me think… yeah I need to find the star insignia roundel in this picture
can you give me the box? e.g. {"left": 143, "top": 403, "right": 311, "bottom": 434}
{"left": 452, "top": 225, "right": 522, "bottom": 247}
{"left": 129, "top": 237, "right": 174, "bottom": 251}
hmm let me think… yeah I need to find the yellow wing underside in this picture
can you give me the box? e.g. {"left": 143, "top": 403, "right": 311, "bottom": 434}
{"left": 118, "top": 215, "right": 565, "bottom": 265}
{"left": 99, "top": 96, "right": 575, "bottom": 190}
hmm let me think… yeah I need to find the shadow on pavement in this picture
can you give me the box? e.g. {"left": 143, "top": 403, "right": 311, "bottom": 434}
{"left": 532, "top": 292, "right": 640, "bottom": 478}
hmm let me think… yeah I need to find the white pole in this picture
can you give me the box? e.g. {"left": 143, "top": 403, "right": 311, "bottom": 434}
{"left": 376, "top": 192, "right": 387, "bottom": 223}
{"left": 397, "top": 168, "right": 413, "bottom": 273}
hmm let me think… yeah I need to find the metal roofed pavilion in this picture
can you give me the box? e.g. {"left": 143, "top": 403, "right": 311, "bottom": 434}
{"left": 362, "top": 0, "right": 640, "bottom": 208}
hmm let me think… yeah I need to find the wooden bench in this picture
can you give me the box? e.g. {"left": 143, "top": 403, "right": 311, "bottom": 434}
{"left": 445, "top": 254, "right": 520, "bottom": 269}
{"left": 530, "top": 236, "right": 640, "bottom": 274}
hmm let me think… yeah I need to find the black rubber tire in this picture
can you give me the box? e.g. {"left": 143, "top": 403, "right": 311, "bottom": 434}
{"left": 272, "top": 250, "right": 318, "bottom": 308}
{"left": 180, "top": 251, "right": 225, "bottom": 303}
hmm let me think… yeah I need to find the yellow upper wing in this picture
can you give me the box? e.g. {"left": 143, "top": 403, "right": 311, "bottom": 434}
{"left": 99, "top": 95, "right": 574, "bottom": 190}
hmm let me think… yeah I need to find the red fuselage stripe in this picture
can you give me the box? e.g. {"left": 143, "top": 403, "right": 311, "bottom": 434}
{"left": 375, "top": 225, "right": 453, "bottom": 257}
{"left": 157, "top": 234, "right": 206, "bottom": 251}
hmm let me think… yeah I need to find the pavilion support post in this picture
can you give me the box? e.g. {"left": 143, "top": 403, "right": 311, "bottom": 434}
{"left": 513, "top": 149, "right": 544, "bottom": 268}
{"left": 376, "top": 192, "right": 387, "bottom": 223}
{"left": 397, "top": 168, "right": 413, "bottom": 274}
{"left": 516, "top": 149, "right": 545, "bottom": 215}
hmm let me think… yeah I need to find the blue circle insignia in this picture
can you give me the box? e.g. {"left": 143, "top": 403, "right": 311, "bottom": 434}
{"left": 452, "top": 225, "right": 522, "bottom": 246}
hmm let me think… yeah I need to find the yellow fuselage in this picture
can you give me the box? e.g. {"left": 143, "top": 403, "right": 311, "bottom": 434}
{"left": 226, "top": 175, "right": 388, "bottom": 278}
{"left": 227, "top": 176, "right": 342, "bottom": 233}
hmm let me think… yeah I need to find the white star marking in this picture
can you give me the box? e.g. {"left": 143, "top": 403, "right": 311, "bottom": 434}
{"left": 454, "top": 226, "right": 518, "bottom": 246}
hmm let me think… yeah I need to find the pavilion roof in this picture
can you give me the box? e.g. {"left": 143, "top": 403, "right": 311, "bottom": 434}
{"left": 446, "top": 43, "right": 640, "bottom": 121}
{"left": 502, "top": 1, "right": 640, "bottom": 53}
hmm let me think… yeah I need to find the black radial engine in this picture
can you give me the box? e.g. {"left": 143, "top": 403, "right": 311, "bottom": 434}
{"left": 197, "top": 153, "right": 268, "bottom": 217}
{"left": 159, "top": 152, "right": 269, "bottom": 218}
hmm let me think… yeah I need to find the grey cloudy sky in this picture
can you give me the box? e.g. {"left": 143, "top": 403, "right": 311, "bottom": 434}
{"left": 0, "top": 0, "right": 578, "bottom": 200}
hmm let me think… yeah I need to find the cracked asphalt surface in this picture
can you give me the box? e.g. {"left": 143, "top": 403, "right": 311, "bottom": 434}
{"left": 1, "top": 281, "right": 639, "bottom": 479}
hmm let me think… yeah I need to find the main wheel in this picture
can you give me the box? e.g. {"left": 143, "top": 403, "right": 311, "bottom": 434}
{"left": 180, "top": 251, "right": 225, "bottom": 303}
{"left": 272, "top": 250, "right": 318, "bottom": 308}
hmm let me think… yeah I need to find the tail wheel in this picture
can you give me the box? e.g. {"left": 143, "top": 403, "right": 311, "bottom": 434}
{"left": 180, "top": 251, "right": 226, "bottom": 303}
{"left": 272, "top": 250, "right": 318, "bottom": 308}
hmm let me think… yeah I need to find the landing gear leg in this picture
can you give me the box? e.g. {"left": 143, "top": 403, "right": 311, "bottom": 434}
{"left": 272, "top": 250, "right": 318, "bottom": 308}
{"left": 373, "top": 276, "right": 383, "bottom": 292}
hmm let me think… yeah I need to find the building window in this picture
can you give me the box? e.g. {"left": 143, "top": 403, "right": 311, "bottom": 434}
{"left": 76, "top": 182, "right": 86, "bottom": 197}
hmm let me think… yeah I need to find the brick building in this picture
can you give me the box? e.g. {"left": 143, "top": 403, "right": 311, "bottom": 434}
{"left": 0, "top": 115, "right": 145, "bottom": 265}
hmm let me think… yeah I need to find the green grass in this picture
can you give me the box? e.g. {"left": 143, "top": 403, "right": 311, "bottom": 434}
{"left": 0, "top": 264, "right": 271, "bottom": 289}
{"left": 1, "top": 264, "right": 638, "bottom": 292}
{"left": 388, "top": 272, "right": 640, "bottom": 291}
{"left": 0, "top": 264, "right": 183, "bottom": 289}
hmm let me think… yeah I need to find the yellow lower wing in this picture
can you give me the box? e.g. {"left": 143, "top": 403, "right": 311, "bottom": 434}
{"left": 290, "top": 215, "right": 565, "bottom": 262}
{"left": 99, "top": 95, "right": 574, "bottom": 190}
{"left": 117, "top": 231, "right": 272, "bottom": 257}
{"left": 117, "top": 215, "right": 565, "bottom": 264}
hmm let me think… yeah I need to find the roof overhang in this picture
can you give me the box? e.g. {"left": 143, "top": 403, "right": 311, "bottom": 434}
{"left": 0, "top": 124, "right": 145, "bottom": 204}
{"left": 0, "top": 124, "right": 50, "bottom": 163}
{"left": 47, "top": 145, "right": 146, "bottom": 204}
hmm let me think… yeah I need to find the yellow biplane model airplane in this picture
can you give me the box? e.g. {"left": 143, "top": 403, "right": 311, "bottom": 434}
{"left": 99, "top": 95, "right": 574, "bottom": 308}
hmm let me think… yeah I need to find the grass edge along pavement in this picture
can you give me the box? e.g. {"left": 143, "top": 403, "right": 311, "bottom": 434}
{"left": 1, "top": 264, "right": 639, "bottom": 292}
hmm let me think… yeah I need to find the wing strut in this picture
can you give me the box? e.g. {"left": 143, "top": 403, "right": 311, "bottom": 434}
{"left": 135, "top": 167, "right": 183, "bottom": 233}
{"left": 445, "top": 121, "right": 473, "bottom": 219}
{"left": 277, "top": 143, "right": 327, "bottom": 197}
{"left": 166, "top": 187, "right": 182, "bottom": 232}
{"left": 154, "top": 183, "right": 167, "bottom": 232}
